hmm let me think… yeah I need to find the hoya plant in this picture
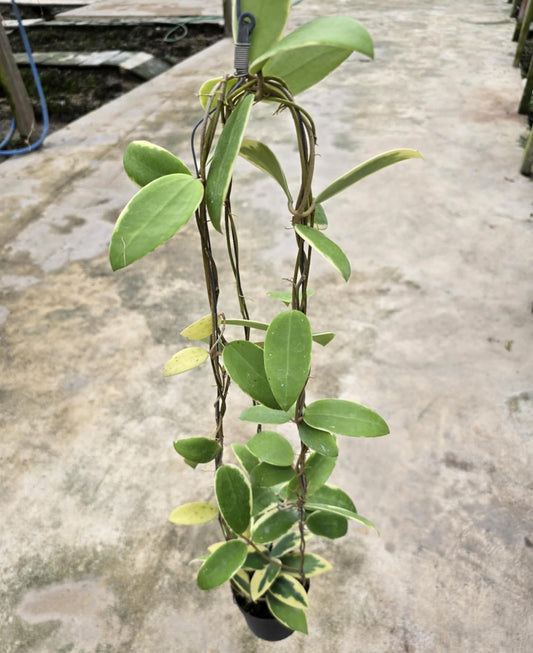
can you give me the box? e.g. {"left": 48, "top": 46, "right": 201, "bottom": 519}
{"left": 109, "top": 0, "right": 421, "bottom": 638}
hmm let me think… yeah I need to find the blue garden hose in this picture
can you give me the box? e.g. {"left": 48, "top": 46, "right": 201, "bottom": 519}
{"left": 1, "top": 0, "right": 49, "bottom": 156}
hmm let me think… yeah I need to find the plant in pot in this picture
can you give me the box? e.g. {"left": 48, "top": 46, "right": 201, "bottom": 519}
{"left": 108, "top": 0, "right": 421, "bottom": 640}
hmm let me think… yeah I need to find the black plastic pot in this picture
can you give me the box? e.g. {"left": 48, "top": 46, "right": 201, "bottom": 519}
{"left": 232, "top": 590, "right": 294, "bottom": 641}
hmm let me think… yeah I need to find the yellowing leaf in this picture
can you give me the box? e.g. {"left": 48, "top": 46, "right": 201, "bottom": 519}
{"left": 180, "top": 315, "right": 217, "bottom": 340}
{"left": 163, "top": 347, "right": 209, "bottom": 377}
{"left": 168, "top": 502, "right": 218, "bottom": 525}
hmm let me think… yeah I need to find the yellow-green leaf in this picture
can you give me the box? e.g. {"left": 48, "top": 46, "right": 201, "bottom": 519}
{"left": 168, "top": 502, "right": 218, "bottom": 525}
{"left": 266, "top": 593, "right": 308, "bottom": 634}
{"left": 163, "top": 347, "right": 209, "bottom": 376}
{"left": 180, "top": 314, "right": 217, "bottom": 340}
{"left": 197, "top": 540, "right": 248, "bottom": 589}
{"left": 281, "top": 552, "right": 332, "bottom": 578}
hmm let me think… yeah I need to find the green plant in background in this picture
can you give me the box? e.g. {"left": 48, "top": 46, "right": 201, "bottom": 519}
{"left": 109, "top": 0, "right": 421, "bottom": 637}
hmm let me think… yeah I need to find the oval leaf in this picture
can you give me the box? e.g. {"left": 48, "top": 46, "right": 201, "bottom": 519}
{"left": 163, "top": 347, "right": 208, "bottom": 377}
{"left": 223, "top": 340, "right": 280, "bottom": 409}
{"left": 173, "top": 437, "right": 220, "bottom": 464}
{"left": 298, "top": 422, "right": 338, "bottom": 458}
{"left": 197, "top": 540, "right": 248, "bottom": 589}
{"left": 181, "top": 314, "right": 217, "bottom": 340}
{"left": 281, "top": 552, "right": 332, "bottom": 578}
{"left": 110, "top": 173, "right": 204, "bottom": 270}
{"left": 250, "top": 462, "right": 295, "bottom": 488}
{"left": 250, "top": 561, "right": 282, "bottom": 601}
{"left": 252, "top": 486, "right": 278, "bottom": 517}
{"left": 316, "top": 149, "right": 424, "bottom": 204}
{"left": 308, "top": 484, "right": 356, "bottom": 512}
{"left": 294, "top": 224, "right": 351, "bottom": 281}
{"left": 233, "top": 0, "right": 291, "bottom": 64}
{"left": 215, "top": 464, "right": 252, "bottom": 534}
{"left": 240, "top": 138, "right": 292, "bottom": 201}
{"left": 264, "top": 310, "right": 312, "bottom": 411}
{"left": 206, "top": 94, "right": 254, "bottom": 231}
{"left": 266, "top": 594, "right": 308, "bottom": 634}
{"left": 247, "top": 431, "right": 295, "bottom": 467}
{"left": 252, "top": 508, "right": 298, "bottom": 544}
{"left": 123, "top": 140, "right": 191, "bottom": 187}
{"left": 168, "top": 502, "right": 218, "bottom": 525}
{"left": 239, "top": 405, "right": 292, "bottom": 425}
{"left": 304, "top": 399, "right": 389, "bottom": 437}
{"left": 306, "top": 511, "right": 348, "bottom": 539}
{"left": 270, "top": 573, "right": 309, "bottom": 610}
{"left": 232, "top": 443, "right": 260, "bottom": 475}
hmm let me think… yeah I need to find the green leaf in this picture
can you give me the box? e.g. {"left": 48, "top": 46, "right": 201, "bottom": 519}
{"left": 223, "top": 318, "right": 269, "bottom": 331}
{"left": 264, "top": 310, "right": 312, "bottom": 411}
{"left": 232, "top": 569, "right": 252, "bottom": 599}
{"left": 308, "top": 484, "right": 356, "bottom": 512}
{"left": 270, "top": 574, "right": 309, "bottom": 610}
{"left": 247, "top": 431, "right": 295, "bottom": 467}
{"left": 251, "top": 462, "right": 295, "bottom": 487}
{"left": 316, "top": 149, "right": 424, "bottom": 204}
{"left": 311, "top": 332, "right": 335, "bottom": 346}
{"left": 250, "top": 562, "right": 282, "bottom": 601}
{"left": 232, "top": 443, "right": 260, "bottom": 475}
{"left": 180, "top": 314, "right": 216, "bottom": 340}
{"left": 206, "top": 94, "right": 254, "bottom": 232}
{"left": 244, "top": 552, "right": 268, "bottom": 571}
{"left": 266, "top": 594, "right": 308, "bottom": 634}
{"left": 304, "top": 399, "right": 389, "bottom": 437}
{"left": 270, "top": 532, "right": 302, "bottom": 558}
{"left": 281, "top": 552, "right": 332, "bottom": 578}
{"left": 314, "top": 203, "right": 328, "bottom": 229}
{"left": 215, "top": 464, "right": 252, "bottom": 534}
{"left": 123, "top": 140, "right": 191, "bottom": 187}
{"left": 197, "top": 540, "right": 248, "bottom": 589}
{"left": 109, "top": 173, "right": 204, "bottom": 270}
{"left": 284, "top": 451, "right": 336, "bottom": 500}
{"left": 252, "top": 508, "right": 298, "bottom": 544}
{"left": 294, "top": 224, "right": 351, "bottom": 281}
{"left": 240, "top": 139, "right": 292, "bottom": 201}
{"left": 306, "top": 511, "right": 347, "bottom": 539}
{"left": 267, "top": 289, "right": 314, "bottom": 306}
{"left": 232, "top": 0, "right": 291, "bottom": 63}
{"left": 168, "top": 502, "right": 218, "bottom": 525}
{"left": 163, "top": 347, "right": 209, "bottom": 377}
{"left": 239, "top": 405, "right": 292, "bottom": 425}
{"left": 173, "top": 437, "right": 220, "bottom": 464}
{"left": 223, "top": 341, "right": 280, "bottom": 409}
{"left": 304, "top": 452, "right": 336, "bottom": 492}
{"left": 252, "top": 487, "right": 278, "bottom": 516}
{"left": 251, "top": 17, "right": 373, "bottom": 95}
{"left": 298, "top": 422, "right": 338, "bottom": 458}
{"left": 305, "top": 502, "right": 377, "bottom": 531}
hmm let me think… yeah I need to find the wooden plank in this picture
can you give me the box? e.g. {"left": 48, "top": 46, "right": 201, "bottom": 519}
{"left": 520, "top": 126, "right": 533, "bottom": 175}
{"left": 0, "top": 22, "right": 34, "bottom": 138}
{"left": 519, "top": 55, "right": 533, "bottom": 114}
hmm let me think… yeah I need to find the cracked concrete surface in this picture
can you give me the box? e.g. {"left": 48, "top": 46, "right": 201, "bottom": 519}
{"left": 1, "top": 1, "right": 532, "bottom": 651}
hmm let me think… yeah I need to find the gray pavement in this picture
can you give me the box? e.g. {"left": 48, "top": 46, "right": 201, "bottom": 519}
{"left": 1, "top": 1, "right": 533, "bottom": 651}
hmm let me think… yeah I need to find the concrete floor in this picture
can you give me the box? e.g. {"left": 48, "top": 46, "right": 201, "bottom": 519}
{"left": 1, "top": 1, "right": 532, "bottom": 651}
